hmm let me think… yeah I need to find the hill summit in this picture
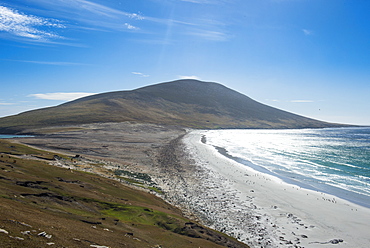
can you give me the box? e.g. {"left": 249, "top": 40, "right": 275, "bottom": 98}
{"left": 0, "top": 79, "right": 345, "bottom": 133}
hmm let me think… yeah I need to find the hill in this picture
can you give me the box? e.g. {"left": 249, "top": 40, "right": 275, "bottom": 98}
{"left": 0, "top": 139, "right": 248, "bottom": 248}
{"left": 0, "top": 79, "right": 347, "bottom": 133}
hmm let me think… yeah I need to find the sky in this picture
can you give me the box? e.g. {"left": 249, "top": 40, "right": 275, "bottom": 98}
{"left": 0, "top": 0, "right": 369, "bottom": 125}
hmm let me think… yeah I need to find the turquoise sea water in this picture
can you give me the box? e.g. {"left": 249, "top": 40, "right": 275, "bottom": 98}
{"left": 0, "top": 135, "right": 32, "bottom": 139}
{"left": 203, "top": 127, "right": 370, "bottom": 208}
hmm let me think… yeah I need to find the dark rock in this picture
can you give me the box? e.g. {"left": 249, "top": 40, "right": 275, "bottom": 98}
{"left": 80, "top": 220, "right": 102, "bottom": 225}
{"left": 329, "top": 239, "right": 344, "bottom": 244}
{"left": 16, "top": 181, "right": 48, "bottom": 189}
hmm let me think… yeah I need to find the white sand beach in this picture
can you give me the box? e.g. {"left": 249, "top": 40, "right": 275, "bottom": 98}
{"left": 17, "top": 124, "right": 370, "bottom": 248}
{"left": 167, "top": 130, "right": 370, "bottom": 248}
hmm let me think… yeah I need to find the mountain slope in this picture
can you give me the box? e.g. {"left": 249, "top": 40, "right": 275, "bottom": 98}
{"left": 0, "top": 139, "right": 248, "bottom": 248}
{"left": 0, "top": 79, "right": 346, "bottom": 133}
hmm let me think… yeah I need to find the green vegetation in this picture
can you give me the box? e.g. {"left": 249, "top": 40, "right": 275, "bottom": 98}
{"left": 117, "top": 176, "right": 145, "bottom": 185}
{"left": 114, "top": 169, "right": 152, "bottom": 183}
{"left": 0, "top": 139, "right": 248, "bottom": 248}
{"left": 0, "top": 139, "right": 69, "bottom": 160}
{"left": 148, "top": 186, "right": 164, "bottom": 194}
{"left": 115, "top": 170, "right": 164, "bottom": 194}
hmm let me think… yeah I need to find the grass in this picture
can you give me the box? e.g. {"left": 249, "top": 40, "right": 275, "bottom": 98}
{"left": 116, "top": 175, "right": 164, "bottom": 194}
{"left": 118, "top": 176, "right": 145, "bottom": 185}
{"left": 0, "top": 139, "right": 49, "bottom": 156}
{"left": 114, "top": 169, "right": 153, "bottom": 183}
{"left": 101, "top": 204, "right": 165, "bottom": 225}
{"left": 0, "top": 139, "right": 70, "bottom": 160}
{"left": 148, "top": 186, "right": 164, "bottom": 194}
{"left": 0, "top": 139, "right": 249, "bottom": 248}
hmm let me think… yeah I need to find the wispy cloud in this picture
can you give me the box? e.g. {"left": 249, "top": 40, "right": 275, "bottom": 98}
{"left": 4, "top": 0, "right": 228, "bottom": 44}
{"left": 187, "top": 29, "right": 228, "bottom": 41}
{"left": 29, "top": 92, "right": 95, "bottom": 101}
{"left": 55, "top": 0, "right": 144, "bottom": 20}
{"left": 1, "top": 0, "right": 144, "bottom": 43}
{"left": 290, "top": 100, "right": 314, "bottom": 103}
{"left": 0, "top": 102, "right": 14, "bottom": 106}
{"left": 181, "top": 0, "right": 211, "bottom": 3}
{"left": 132, "top": 72, "right": 149, "bottom": 77}
{"left": 0, "top": 5, "right": 65, "bottom": 41}
{"left": 302, "top": 29, "right": 313, "bottom": 35}
{"left": 27, "top": 0, "right": 144, "bottom": 31}
{"left": 124, "top": 23, "right": 139, "bottom": 30}
{"left": 142, "top": 2, "right": 230, "bottom": 42}
{"left": 181, "top": 0, "right": 231, "bottom": 4}
{"left": 26, "top": 0, "right": 143, "bottom": 20}
{"left": 178, "top": 75, "right": 201, "bottom": 80}
{"left": 147, "top": 17, "right": 230, "bottom": 42}
{"left": 4, "top": 59, "right": 92, "bottom": 66}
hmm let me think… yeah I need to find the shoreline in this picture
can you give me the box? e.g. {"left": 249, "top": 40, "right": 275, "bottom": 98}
{"left": 11, "top": 123, "right": 370, "bottom": 247}
{"left": 211, "top": 141, "right": 370, "bottom": 209}
{"left": 180, "top": 130, "right": 370, "bottom": 247}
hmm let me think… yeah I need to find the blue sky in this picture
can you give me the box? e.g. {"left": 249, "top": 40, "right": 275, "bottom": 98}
{"left": 0, "top": 0, "right": 369, "bottom": 125}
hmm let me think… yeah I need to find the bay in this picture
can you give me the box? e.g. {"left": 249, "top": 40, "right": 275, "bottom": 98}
{"left": 203, "top": 127, "right": 370, "bottom": 208}
{"left": 0, "top": 134, "right": 33, "bottom": 139}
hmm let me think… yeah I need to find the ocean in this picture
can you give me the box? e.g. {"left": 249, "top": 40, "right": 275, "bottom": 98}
{"left": 0, "top": 135, "right": 32, "bottom": 139}
{"left": 202, "top": 127, "right": 370, "bottom": 208}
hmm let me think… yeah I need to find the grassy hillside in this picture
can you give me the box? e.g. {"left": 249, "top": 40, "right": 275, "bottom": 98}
{"left": 0, "top": 139, "right": 248, "bottom": 248}
{"left": 0, "top": 79, "right": 348, "bottom": 134}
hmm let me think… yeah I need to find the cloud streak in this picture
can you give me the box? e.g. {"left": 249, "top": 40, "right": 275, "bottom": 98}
{"left": 290, "top": 100, "right": 314, "bottom": 103}
{"left": 28, "top": 0, "right": 144, "bottom": 31}
{"left": 3, "top": 0, "right": 228, "bottom": 45}
{"left": 0, "top": 5, "right": 65, "bottom": 41}
{"left": 187, "top": 29, "right": 228, "bottom": 41}
{"left": 29, "top": 92, "right": 95, "bottom": 101}
{"left": 54, "top": 0, "right": 144, "bottom": 20}
{"left": 181, "top": 0, "right": 231, "bottom": 4}
{"left": 124, "top": 23, "right": 139, "bottom": 30}
{"left": 132, "top": 72, "right": 149, "bottom": 77}
{"left": 302, "top": 29, "right": 313, "bottom": 35}
{"left": 181, "top": 0, "right": 211, "bottom": 3}
{"left": 1, "top": 0, "right": 144, "bottom": 43}
{"left": 4, "top": 59, "right": 92, "bottom": 66}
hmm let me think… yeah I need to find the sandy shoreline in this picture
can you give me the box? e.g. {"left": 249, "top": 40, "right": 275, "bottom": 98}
{"left": 12, "top": 123, "right": 370, "bottom": 248}
{"left": 178, "top": 130, "right": 370, "bottom": 247}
